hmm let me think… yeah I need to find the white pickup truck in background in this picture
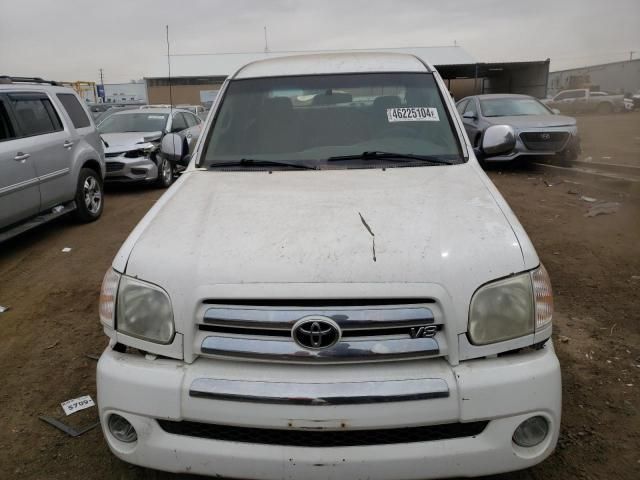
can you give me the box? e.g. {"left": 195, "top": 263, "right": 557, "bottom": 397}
{"left": 543, "top": 88, "right": 633, "bottom": 114}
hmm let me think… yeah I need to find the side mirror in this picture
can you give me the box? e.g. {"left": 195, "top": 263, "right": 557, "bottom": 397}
{"left": 160, "top": 133, "right": 183, "bottom": 163}
{"left": 551, "top": 108, "right": 561, "bottom": 115}
{"left": 462, "top": 111, "right": 477, "bottom": 120}
{"left": 479, "top": 125, "right": 516, "bottom": 158}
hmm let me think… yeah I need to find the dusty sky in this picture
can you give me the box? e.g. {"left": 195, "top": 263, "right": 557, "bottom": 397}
{"left": 1, "top": 0, "right": 638, "bottom": 83}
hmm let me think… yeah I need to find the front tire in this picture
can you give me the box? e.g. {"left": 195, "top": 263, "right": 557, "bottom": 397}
{"left": 155, "top": 157, "right": 174, "bottom": 188}
{"left": 72, "top": 168, "right": 103, "bottom": 223}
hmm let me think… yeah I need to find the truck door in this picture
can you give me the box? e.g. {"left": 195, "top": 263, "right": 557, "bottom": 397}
{"left": 0, "top": 94, "right": 41, "bottom": 229}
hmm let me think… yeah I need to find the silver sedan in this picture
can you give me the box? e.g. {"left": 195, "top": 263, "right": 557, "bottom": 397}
{"left": 456, "top": 94, "right": 580, "bottom": 163}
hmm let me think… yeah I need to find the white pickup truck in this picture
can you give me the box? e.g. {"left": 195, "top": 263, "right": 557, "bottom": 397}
{"left": 97, "top": 52, "right": 561, "bottom": 480}
{"left": 544, "top": 88, "right": 631, "bottom": 114}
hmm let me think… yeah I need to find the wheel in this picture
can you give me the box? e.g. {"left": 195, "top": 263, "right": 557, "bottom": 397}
{"left": 155, "top": 157, "right": 174, "bottom": 188}
{"left": 72, "top": 168, "right": 103, "bottom": 223}
{"left": 597, "top": 102, "right": 613, "bottom": 114}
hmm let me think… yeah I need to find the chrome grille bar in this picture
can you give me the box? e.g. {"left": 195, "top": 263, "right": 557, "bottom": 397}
{"left": 201, "top": 335, "right": 439, "bottom": 362}
{"left": 203, "top": 306, "right": 434, "bottom": 330}
{"left": 189, "top": 378, "right": 449, "bottom": 404}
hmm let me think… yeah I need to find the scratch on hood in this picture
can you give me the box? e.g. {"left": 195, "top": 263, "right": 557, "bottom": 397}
{"left": 358, "top": 212, "right": 376, "bottom": 262}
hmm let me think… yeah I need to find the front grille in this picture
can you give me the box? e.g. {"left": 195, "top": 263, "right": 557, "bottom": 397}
{"left": 198, "top": 301, "right": 443, "bottom": 362}
{"left": 520, "top": 131, "right": 569, "bottom": 151}
{"left": 106, "top": 161, "right": 124, "bottom": 172}
{"left": 157, "top": 420, "right": 488, "bottom": 447}
{"left": 105, "top": 152, "right": 124, "bottom": 158}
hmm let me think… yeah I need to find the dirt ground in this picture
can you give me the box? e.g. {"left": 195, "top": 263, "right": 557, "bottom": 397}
{"left": 0, "top": 113, "right": 639, "bottom": 480}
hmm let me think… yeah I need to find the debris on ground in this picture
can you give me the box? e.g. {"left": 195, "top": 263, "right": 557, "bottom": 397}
{"left": 61, "top": 395, "right": 95, "bottom": 416}
{"left": 631, "top": 276, "right": 640, "bottom": 281}
{"left": 61, "top": 247, "right": 72, "bottom": 253}
{"left": 580, "top": 196, "right": 597, "bottom": 203}
{"left": 585, "top": 202, "right": 621, "bottom": 217}
{"left": 39, "top": 416, "right": 100, "bottom": 438}
{"left": 0, "top": 305, "right": 8, "bottom": 313}
{"left": 568, "top": 189, "right": 579, "bottom": 195}
{"left": 85, "top": 354, "right": 100, "bottom": 361}
{"left": 558, "top": 335, "right": 570, "bottom": 343}
{"left": 45, "top": 341, "right": 59, "bottom": 350}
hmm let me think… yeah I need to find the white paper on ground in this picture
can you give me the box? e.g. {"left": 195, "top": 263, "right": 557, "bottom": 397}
{"left": 61, "top": 395, "right": 95, "bottom": 416}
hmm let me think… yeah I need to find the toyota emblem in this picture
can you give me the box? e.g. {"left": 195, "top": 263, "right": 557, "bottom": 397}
{"left": 292, "top": 316, "right": 341, "bottom": 350}
{"left": 540, "top": 133, "right": 551, "bottom": 140}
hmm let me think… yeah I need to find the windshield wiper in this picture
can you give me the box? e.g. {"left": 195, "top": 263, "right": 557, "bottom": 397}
{"left": 208, "top": 159, "right": 317, "bottom": 170}
{"left": 327, "top": 151, "right": 455, "bottom": 165}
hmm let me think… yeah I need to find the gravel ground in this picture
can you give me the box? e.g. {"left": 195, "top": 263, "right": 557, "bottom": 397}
{"left": 0, "top": 113, "right": 638, "bottom": 480}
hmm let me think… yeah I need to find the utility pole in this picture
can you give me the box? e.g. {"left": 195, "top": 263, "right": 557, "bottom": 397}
{"left": 264, "top": 26, "right": 269, "bottom": 53}
{"left": 98, "top": 68, "right": 105, "bottom": 103}
{"left": 166, "top": 25, "right": 173, "bottom": 109}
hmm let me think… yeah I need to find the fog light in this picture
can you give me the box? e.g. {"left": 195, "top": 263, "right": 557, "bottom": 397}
{"left": 108, "top": 414, "right": 137, "bottom": 443}
{"left": 513, "top": 416, "right": 549, "bottom": 447}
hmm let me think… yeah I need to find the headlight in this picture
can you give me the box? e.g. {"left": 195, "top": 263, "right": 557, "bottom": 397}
{"left": 99, "top": 268, "right": 121, "bottom": 328}
{"left": 116, "top": 276, "right": 175, "bottom": 344}
{"left": 468, "top": 265, "right": 553, "bottom": 345}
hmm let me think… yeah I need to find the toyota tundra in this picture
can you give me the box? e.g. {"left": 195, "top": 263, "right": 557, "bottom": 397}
{"left": 97, "top": 52, "right": 561, "bottom": 479}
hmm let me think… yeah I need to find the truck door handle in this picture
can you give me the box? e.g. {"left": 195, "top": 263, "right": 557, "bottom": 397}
{"left": 14, "top": 152, "right": 31, "bottom": 162}
{"left": 63, "top": 140, "right": 74, "bottom": 149}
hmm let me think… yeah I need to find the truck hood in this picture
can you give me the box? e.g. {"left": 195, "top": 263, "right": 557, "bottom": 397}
{"left": 121, "top": 165, "right": 533, "bottom": 333}
{"left": 102, "top": 132, "right": 162, "bottom": 154}
{"left": 485, "top": 114, "right": 576, "bottom": 128}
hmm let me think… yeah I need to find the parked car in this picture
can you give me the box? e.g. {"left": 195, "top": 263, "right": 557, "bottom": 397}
{"left": 176, "top": 104, "right": 207, "bottom": 118}
{"left": 543, "top": 88, "right": 628, "bottom": 114}
{"left": 94, "top": 105, "right": 141, "bottom": 126}
{"left": 87, "top": 103, "right": 112, "bottom": 118}
{"left": 628, "top": 90, "right": 640, "bottom": 110}
{"left": 456, "top": 93, "right": 580, "bottom": 162}
{"left": 97, "top": 53, "right": 560, "bottom": 479}
{"left": 0, "top": 76, "right": 105, "bottom": 242}
{"left": 97, "top": 107, "right": 202, "bottom": 188}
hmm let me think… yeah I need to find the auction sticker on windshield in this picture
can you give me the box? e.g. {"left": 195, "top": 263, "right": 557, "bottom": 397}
{"left": 387, "top": 107, "right": 439, "bottom": 122}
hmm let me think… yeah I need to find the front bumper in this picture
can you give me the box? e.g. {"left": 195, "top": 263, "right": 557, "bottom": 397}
{"left": 104, "top": 155, "right": 158, "bottom": 183}
{"left": 97, "top": 343, "right": 561, "bottom": 479}
{"left": 485, "top": 127, "right": 579, "bottom": 162}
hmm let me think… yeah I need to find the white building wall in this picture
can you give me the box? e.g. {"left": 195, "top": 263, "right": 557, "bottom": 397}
{"left": 103, "top": 82, "right": 148, "bottom": 103}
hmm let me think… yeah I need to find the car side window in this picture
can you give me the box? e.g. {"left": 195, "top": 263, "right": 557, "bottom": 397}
{"left": 184, "top": 113, "right": 198, "bottom": 128}
{"left": 9, "top": 94, "right": 63, "bottom": 137}
{"left": 171, "top": 113, "right": 188, "bottom": 132}
{"left": 555, "top": 92, "right": 569, "bottom": 101}
{"left": 456, "top": 99, "right": 469, "bottom": 114}
{"left": 464, "top": 99, "right": 478, "bottom": 116}
{"left": 573, "top": 90, "right": 586, "bottom": 99}
{"left": 56, "top": 93, "right": 91, "bottom": 128}
{"left": 0, "top": 97, "right": 16, "bottom": 142}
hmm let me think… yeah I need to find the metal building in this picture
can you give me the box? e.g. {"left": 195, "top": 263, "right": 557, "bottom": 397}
{"left": 548, "top": 59, "right": 640, "bottom": 96}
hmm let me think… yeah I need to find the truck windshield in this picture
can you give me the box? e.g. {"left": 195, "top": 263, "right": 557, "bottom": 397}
{"left": 201, "top": 73, "right": 464, "bottom": 169}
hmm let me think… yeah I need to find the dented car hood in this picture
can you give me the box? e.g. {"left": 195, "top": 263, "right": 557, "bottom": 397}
{"left": 102, "top": 132, "right": 161, "bottom": 154}
{"left": 117, "top": 164, "right": 537, "bottom": 333}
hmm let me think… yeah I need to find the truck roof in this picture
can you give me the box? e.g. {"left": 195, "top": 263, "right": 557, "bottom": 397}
{"left": 232, "top": 52, "right": 432, "bottom": 79}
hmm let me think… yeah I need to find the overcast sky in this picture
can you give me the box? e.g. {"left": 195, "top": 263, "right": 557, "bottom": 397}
{"left": 1, "top": 0, "right": 638, "bottom": 83}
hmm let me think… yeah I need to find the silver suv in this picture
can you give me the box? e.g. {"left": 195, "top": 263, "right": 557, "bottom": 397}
{"left": 0, "top": 76, "right": 105, "bottom": 242}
